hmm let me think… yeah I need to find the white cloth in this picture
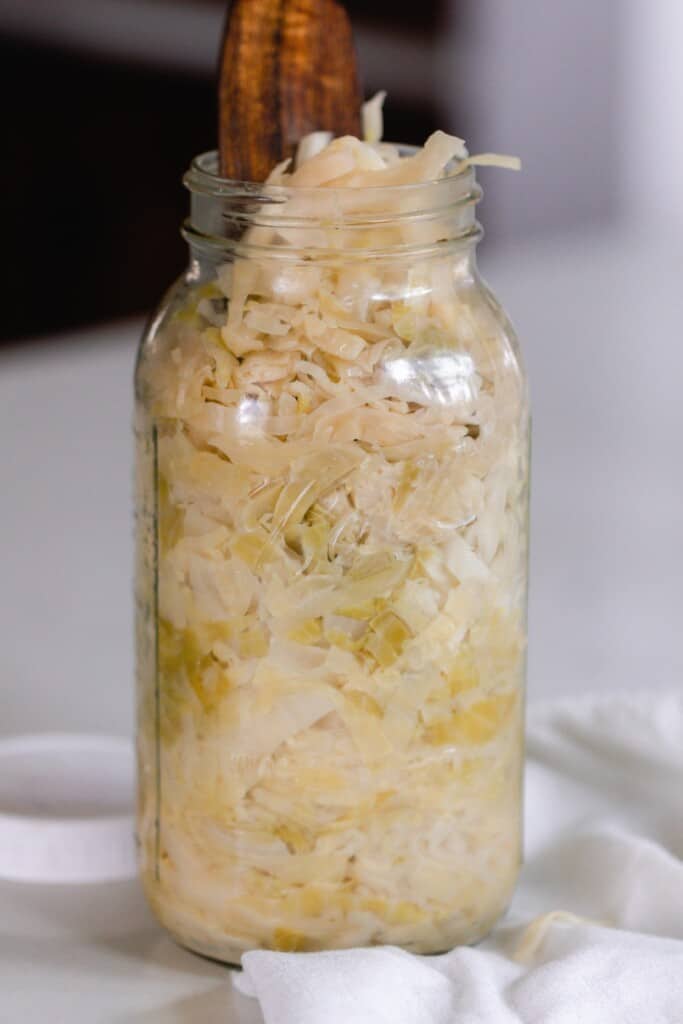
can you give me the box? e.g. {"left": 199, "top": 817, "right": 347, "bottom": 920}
{"left": 233, "top": 692, "right": 683, "bottom": 1023}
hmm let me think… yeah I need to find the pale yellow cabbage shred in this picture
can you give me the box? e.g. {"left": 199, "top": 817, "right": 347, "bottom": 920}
{"left": 137, "top": 125, "right": 527, "bottom": 958}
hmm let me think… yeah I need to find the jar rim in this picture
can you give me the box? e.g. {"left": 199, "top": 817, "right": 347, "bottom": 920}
{"left": 183, "top": 146, "right": 477, "bottom": 207}
{"left": 182, "top": 145, "right": 482, "bottom": 257}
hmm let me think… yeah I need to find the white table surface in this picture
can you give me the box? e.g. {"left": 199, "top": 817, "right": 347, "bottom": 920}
{"left": 1, "top": 224, "right": 681, "bottom": 1020}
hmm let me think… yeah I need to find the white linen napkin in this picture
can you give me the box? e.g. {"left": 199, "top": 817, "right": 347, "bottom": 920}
{"left": 233, "top": 691, "right": 683, "bottom": 1023}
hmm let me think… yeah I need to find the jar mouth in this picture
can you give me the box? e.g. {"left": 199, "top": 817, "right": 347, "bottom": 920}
{"left": 184, "top": 147, "right": 479, "bottom": 211}
{"left": 182, "top": 146, "right": 482, "bottom": 257}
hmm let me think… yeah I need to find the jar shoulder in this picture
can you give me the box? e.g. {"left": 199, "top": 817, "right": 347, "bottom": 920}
{"left": 135, "top": 271, "right": 197, "bottom": 397}
{"left": 135, "top": 260, "right": 527, "bottom": 420}
{"left": 474, "top": 270, "right": 526, "bottom": 374}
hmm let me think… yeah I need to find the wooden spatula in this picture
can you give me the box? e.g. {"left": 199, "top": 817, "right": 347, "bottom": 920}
{"left": 218, "top": 0, "right": 362, "bottom": 181}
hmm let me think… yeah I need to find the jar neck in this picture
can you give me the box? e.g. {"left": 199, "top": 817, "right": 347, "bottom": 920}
{"left": 181, "top": 149, "right": 482, "bottom": 268}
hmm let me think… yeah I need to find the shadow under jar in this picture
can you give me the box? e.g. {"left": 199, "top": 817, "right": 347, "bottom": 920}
{"left": 134, "top": 149, "right": 530, "bottom": 963}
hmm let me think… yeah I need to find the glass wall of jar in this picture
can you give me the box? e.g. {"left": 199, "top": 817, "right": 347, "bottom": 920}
{"left": 134, "top": 149, "right": 529, "bottom": 963}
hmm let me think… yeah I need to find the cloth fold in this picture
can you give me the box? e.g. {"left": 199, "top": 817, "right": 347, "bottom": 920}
{"left": 233, "top": 691, "right": 683, "bottom": 1023}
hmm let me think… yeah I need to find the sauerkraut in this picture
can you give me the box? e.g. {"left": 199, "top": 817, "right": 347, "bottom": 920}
{"left": 135, "top": 111, "right": 528, "bottom": 961}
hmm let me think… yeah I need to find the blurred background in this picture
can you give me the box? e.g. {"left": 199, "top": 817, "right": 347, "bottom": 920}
{"left": 1, "top": 0, "right": 682, "bottom": 736}
{"left": 3, "top": 0, "right": 681, "bottom": 343}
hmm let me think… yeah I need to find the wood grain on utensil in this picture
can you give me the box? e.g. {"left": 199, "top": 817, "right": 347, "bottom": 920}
{"left": 218, "top": 0, "right": 362, "bottom": 181}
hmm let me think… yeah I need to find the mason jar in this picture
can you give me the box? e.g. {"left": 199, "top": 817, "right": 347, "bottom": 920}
{"left": 135, "top": 148, "right": 529, "bottom": 963}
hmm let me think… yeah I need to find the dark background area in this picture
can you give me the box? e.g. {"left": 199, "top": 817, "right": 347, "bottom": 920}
{"left": 3, "top": 37, "right": 216, "bottom": 343}
{"left": 1, "top": 2, "right": 444, "bottom": 345}
{"left": 1, "top": 0, "right": 623, "bottom": 347}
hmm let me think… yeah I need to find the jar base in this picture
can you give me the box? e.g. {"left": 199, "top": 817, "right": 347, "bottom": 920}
{"left": 176, "top": 936, "right": 243, "bottom": 970}
{"left": 141, "top": 858, "right": 518, "bottom": 965}
{"left": 163, "top": 912, "right": 507, "bottom": 968}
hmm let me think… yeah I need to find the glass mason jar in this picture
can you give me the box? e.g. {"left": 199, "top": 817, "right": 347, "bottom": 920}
{"left": 135, "top": 149, "right": 529, "bottom": 963}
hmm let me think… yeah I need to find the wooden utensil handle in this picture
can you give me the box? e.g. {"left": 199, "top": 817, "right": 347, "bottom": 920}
{"left": 219, "top": 0, "right": 362, "bottom": 181}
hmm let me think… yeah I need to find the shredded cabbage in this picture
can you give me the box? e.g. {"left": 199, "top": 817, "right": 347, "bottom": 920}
{"left": 361, "top": 91, "right": 387, "bottom": 144}
{"left": 136, "top": 108, "right": 528, "bottom": 961}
